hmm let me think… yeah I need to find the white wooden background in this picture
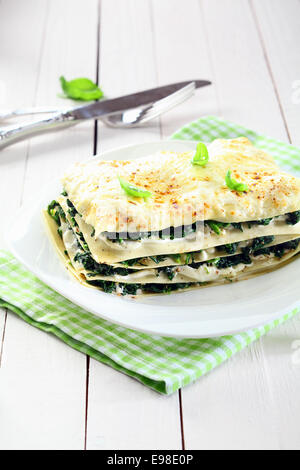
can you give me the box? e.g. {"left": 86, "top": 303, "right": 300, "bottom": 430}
{"left": 0, "top": 0, "right": 300, "bottom": 450}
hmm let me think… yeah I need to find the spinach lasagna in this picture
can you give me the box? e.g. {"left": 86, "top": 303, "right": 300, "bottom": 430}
{"left": 44, "top": 137, "right": 300, "bottom": 296}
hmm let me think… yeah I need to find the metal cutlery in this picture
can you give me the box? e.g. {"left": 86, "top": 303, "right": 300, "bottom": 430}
{"left": 0, "top": 83, "right": 195, "bottom": 130}
{"left": 0, "top": 80, "right": 210, "bottom": 147}
{"left": 102, "top": 82, "right": 195, "bottom": 128}
{"left": 0, "top": 80, "right": 210, "bottom": 121}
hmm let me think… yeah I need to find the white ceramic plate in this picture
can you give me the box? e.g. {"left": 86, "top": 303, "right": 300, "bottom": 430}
{"left": 6, "top": 140, "right": 300, "bottom": 338}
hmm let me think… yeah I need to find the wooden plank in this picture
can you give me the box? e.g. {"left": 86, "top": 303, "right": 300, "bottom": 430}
{"left": 0, "top": 314, "right": 86, "bottom": 450}
{"left": 21, "top": 3, "right": 98, "bottom": 199}
{"left": 198, "top": 0, "right": 289, "bottom": 139}
{"left": 182, "top": 318, "right": 300, "bottom": 450}
{"left": 151, "top": 0, "right": 217, "bottom": 138}
{"left": 152, "top": 0, "right": 294, "bottom": 450}
{"left": 257, "top": 319, "right": 300, "bottom": 450}
{"left": 251, "top": 0, "right": 300, "bottom": 145}
{"left": 87, "top": 363, "right": 181, "bottom": 450}
{"left": 95, "top": 0, "right": 162, "bottom": 152}
{"left": 0, "top": 0, "right": 48, "bottom": 250}
{"left": 85, "top": 0, "right": 181, "bottom": 450}
{"left": 0, "top": 0, "right": 99, "bottom": 449}
{"left": 182, "top": 343, "right": 282, "bottom": 450}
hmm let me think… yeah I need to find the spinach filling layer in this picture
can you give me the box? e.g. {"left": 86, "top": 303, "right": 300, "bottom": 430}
{"left": 52, "top": 195, "right": 300, "bottom": 242}
{"left": 73, "top": 252, "right": 137, "bottom": 277}
{"left": 85, "top": 237, "right": 300, "bottom": 295}
{"left": 75, "top": 236, "right": 300, "bottom": 280}
{"left": 86, "top": 280, "right": 196, "bottom": 296}
{"left": 190, "top": 238, "right": 300, "bottom": 271}
{"left": 105, "top": 212, "right": 300, "bottom": 242}
{"left": 86, "top": 237, "right": 300, "bottom": 295}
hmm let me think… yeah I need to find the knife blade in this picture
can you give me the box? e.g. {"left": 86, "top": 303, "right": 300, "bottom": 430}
{"left": 67, "top": 80, "right": 211, "bottom": 120}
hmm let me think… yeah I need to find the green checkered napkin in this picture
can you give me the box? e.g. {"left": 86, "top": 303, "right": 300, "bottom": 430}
{"left": 1, "top": 116, "right": 300, "bottom": 395}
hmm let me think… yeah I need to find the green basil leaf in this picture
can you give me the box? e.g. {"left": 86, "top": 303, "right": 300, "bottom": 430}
{"left": 118, "top": 176, "right": 152, "bottom": 200}
{"left": 225, "top": 170, "right": 248, "bottom": 193}
{"left": 59, "top": 76, "right": 103, "bottom": 101}
{"left": 192, "top": 142, "right": 209, "bottom": 166}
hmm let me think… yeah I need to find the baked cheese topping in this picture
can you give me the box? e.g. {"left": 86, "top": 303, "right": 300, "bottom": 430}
{"left": 61, "top": 137, "right": 300, "bottom": 236}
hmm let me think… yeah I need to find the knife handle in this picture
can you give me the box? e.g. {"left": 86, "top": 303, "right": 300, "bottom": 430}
{"left": 0, "top": 106, "right": 67, "bottom": 121}
{"left": 0, "top": 111, "right": 77, "bottom": 147}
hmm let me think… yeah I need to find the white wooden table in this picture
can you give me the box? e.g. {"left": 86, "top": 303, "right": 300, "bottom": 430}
{"left": 1, "top": 0, "right": 300, "bottom": 450}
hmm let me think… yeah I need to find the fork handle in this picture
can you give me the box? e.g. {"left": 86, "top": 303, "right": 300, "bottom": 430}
{"left": 0, "top": 112, "right": 78, "bottom": 147}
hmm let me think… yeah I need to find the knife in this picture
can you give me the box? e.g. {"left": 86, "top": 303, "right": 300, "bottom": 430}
{"left": 0, "top": 80, "right": 211, "bottom": 147}
{"left": 69, "top": 80, "right": 210, "bottom": 120}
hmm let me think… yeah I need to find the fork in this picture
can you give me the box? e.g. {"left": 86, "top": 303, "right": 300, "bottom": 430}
{"left": 101, "top": 82, "right": 195, "bottom": 127}
{"left": 0, "top": 83, "right": 195, "bottom": 147}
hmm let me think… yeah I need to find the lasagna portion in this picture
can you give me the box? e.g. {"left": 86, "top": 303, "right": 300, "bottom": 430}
{"left": 44, "top": 137, "right": 300, "bottom": 296}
